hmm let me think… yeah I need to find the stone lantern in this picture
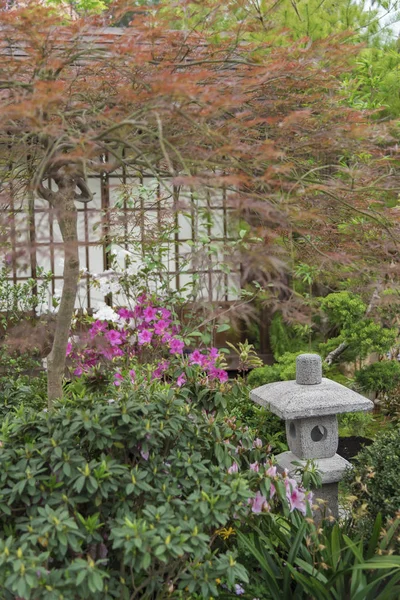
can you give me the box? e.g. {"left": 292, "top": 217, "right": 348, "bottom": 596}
{"left": 250, "top": 354, "right": 373, "bottom": 518}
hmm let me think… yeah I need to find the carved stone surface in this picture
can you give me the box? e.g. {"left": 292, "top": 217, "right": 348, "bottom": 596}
{"left": 250, "top": 378, "right": 373, "bottom": 420}
{"left": 250, "top": 352, "right": 371, "bottom": 518}
{"left": 286, "top": 415, "right": 338, "bottom": 459}
{"left": 276, "top": 451, "right": 351, "bottom": 484}
{"left": 296, "top": 353, "right": 322, "bottom": 385}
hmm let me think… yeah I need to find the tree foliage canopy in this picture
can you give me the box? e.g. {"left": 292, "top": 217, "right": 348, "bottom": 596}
{"left": 0, "top": 1, "right": 399, "bottom": 399}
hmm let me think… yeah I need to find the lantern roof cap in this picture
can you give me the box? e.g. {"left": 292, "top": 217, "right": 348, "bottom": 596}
{"left": 250, "top": 354, "right": 373, "bottom": 420}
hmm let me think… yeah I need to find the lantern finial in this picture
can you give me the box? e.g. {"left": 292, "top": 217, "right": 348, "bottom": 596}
{"left": 296, "top": 353, "right": 322, "bottom": 385}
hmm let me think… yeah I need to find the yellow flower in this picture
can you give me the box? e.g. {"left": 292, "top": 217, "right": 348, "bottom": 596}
{"left": 215, "top": 527, "right": 236, "bottom": 540}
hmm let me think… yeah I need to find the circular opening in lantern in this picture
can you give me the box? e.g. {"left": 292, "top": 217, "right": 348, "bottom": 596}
{"left": 311, "top": 425, "right": 327, "bottom": 442}
{"left": 289, "top": 422, "right": 296, "bottom": 438}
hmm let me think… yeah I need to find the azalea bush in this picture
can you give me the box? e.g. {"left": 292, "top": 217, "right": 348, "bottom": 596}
{"left": 0, "top": 385, "right": 313, "bottom": 599}
{"left": 67, "top": 293, "right": 228, "bottom": 390}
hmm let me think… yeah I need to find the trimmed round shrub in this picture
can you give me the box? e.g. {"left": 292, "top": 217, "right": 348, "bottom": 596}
{"left": 247, "top": 364, "right": 281, "bottom": 388}
{"left": 355, "top": 361, "right": 400, "bottom": 395}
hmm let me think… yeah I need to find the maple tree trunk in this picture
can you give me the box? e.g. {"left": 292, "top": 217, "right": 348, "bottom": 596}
{"left": 47, "top": 194, "right": 79, "bottom": 408}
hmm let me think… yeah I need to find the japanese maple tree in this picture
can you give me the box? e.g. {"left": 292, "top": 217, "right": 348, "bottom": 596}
{"left": 0, "top": 1, "right": 398, "bottom": 405}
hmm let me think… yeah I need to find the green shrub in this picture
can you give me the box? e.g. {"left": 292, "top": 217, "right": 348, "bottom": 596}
{"left": 226, "top": 382, "right": 287, "bottom": 452}
{"left": 247, "top": 364, "right": 281, "bottom": 388}
{"left": 0, "top": 373, "right": 47, "bottom": 418}
{"left": 345, "top": 427, "right": 400, "bottom": 540}
{"left": 247, "top": 352, "right": 343, "bottom": 388}
{"left": 338, "top": 411, "right": 375, "bottom": 438}
{"left": 355, "top": 361, "right": 400, "bottom": 395}
{"left": 0, "top": 384, "right": 296, "bottom": 600}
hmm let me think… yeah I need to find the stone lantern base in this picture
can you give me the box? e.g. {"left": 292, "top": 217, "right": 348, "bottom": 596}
{"left": 276, "top": 451, "right": 351, "bottom": 519}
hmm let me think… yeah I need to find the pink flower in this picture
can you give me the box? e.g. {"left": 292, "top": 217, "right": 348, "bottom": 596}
{"left": 209, "top": 347, "right": 219, "bottom": 358}
{"left": 154, "top": 319, "right": 168, "bottom": 335}
{"left": 143, "top": 306, "right": 157, "bottom": 322}
{"left": 250, "top": 491, "right": 270, "bottom": 514}
{"left": 287, "top": 485, "right": 307, "bottom": 515}
{"left": 265, "top": 465, "right": 277, "bottom": 477}
{"left": 113, "top": 372, "right": 124, "bottom": 386}
{"left": 66, "top": 342, "right": 72, "bottom": 356}
{"left": 269, "top": 483, "right": 276, "bottom": 499}
{"left": 117, "top": 308, "right": 134, "bottom": 320}
{"left": 177, "top": 373, "right": 186, "bottom": 387}
{"left": 105, "top": 330, "right": 123, "bottom": 346}
{"left": 160, "top": 308, "right": 171, "bottom": 319}
{"left": 169, "top": 338, "right": 184, "bottom": 354}
{"left": 208, "top": 368, "right": 228, "bottom": 383}
{"left": 129, "top": 369, "right": 136, "bottom": 384}
{"left": 189, "top": 349, "right": 204, "bottom": 365}
{"left": 161, "top": 332, "right": 172, "bottom": 343}
{"left": 284, "top": 477, "right": 307, "bottom": 514}
{"left": 253, "top": 438, "right": 263, "bottom": 449}
{"left": 151, "top": 360, "right": 170, "bottom": 380}
{"left": 228, "top": 462, "right": 239, "bottom": 474}
{"left": 89, "top": 320, "right": 107, "bottom": 338}
{"left": 250, "top": 461, "right": 260, "bottom": 473}
{"left": 74, "top": 366, "right": 83, "bottom": 376}
{"left": 138, "top": 330, "right": 153, "bottom": 345}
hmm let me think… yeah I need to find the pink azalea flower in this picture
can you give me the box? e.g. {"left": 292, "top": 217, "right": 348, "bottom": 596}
{"left": 253, "top": 438, "right": 263, "bottom": 449}
{"left": 154, "top": 319, "right": 168, "bottom": 335}
{"left": 118, "top": 308, "right": 134, "bottom": 320}
{"left": 189, "top": 349, "right": 204, "bottom": 365}
{"left": 209, "top": 347, "right": 219, "bottom": 358}
{"left": 169, "top": 338, "right": 184, "bottom": 354}
{"left": 287, "top": 485, "right": 307, "bottom": 515}
{"left": 66, "top": 342, "right": 72, "bottom": 356}
{"left": 160, "top": 308, "right": 171, "bottom": 319}
{"left": 250, "top": 491, "right": 270, "bottom": 514}
{"left": 250, "top": 461, "right": 260, "bottom": 473}
{"left": 151, "top": 360, "right": 169, "bottom": 380}
{"left": 111, "top": 346, "right": 124, "bottom": 357}
{"left": 270, "top": 483, "right": 276, "bottom": 499}
{"left": 143, "top": 306, "right": 157, "bottom": 322}
{"left": 74, "top": 366, "right": 83, "bottom": 376}
{"left": 105, "top": 329, "right": 123, "bottom": 346}
{"left": 138, "top": 330, "right": 153, "bottom": 345}
{"left": 129, "top": 369, "right": 136, "bottom": 384}
{"left": 266, "top": 465, "right": 277, "bottom": 477}
{"left": 113, "top": 372, "right": 124, "bottom": 386}
{"left": 89, "top": 320, "right": 107, "bottom": 339}
{"left": 101, "top": 347, "right": 115, "bottom": 360}
{"left": 162, "top": 332, "right": 172, "bottom": 343}
{"left": 228, "top": 462, "right": 239, "bottom": 474}
{"left": 177, "top": 373, "right": 186, "bottom": 387}
{"left": 208, "top": 368, "right": 228, "bottom": 383}
{"left": 217, "top": 369, "right": 228, "bottom": 383}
